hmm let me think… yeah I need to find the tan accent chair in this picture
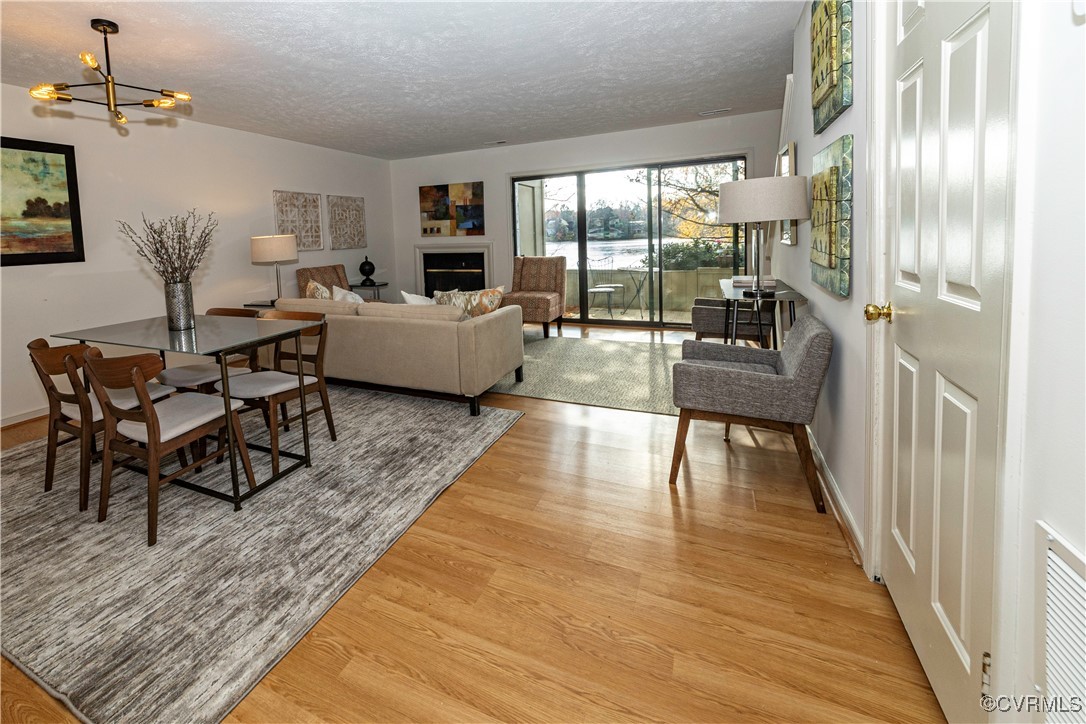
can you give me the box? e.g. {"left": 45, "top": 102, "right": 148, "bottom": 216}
{"left": 500, "top": 256, "right": 566, "bottom": 338}
{"left": 296, "top": 264, "right": 349, "bottom": 296}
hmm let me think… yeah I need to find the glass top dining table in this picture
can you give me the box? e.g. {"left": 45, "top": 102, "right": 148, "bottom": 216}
{"left": 53, "top": 314, "right": 321, "bottom": 510}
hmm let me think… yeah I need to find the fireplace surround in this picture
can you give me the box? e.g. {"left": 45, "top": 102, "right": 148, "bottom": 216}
{"left": 414, "top": 243, "right": 493, "bottom": 298}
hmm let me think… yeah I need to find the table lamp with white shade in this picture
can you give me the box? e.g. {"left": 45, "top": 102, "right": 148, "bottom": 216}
{"left": 250, "top": 234, "right": 298, "bottom": 302}
{"left": 718, "top": 176, "right": 810, "bottom": 298}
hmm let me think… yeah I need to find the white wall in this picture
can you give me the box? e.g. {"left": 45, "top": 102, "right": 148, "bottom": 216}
{"left": 387, "top": 110, "right": 782, "bottom": 295}
{"left": 0, "top": 83, "right": 392, "bottom": 424}
{"left": 774, "top": 3, "right": 870, "bottom": 541}
{"left": 994, "top": 4, "right": 1086, "bottom": 704}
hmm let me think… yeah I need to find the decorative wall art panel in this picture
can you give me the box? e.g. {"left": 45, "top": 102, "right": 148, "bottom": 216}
{"left": 810, "top": 0, "right": 853, "bottom": 134}
{"left": 327, "top": 195, "right": 366, "bottom": 250}
{"left": 273, "top": 190, "right": 323, "bottom": 251}
{"left": 810, "top": 134, "right": 853, "bottom": 297}
{"left": 1, "top": 136, "right": 85, "bottom": 266}
{"left": 419, "top": 181, "right": 484, "bottom": 237}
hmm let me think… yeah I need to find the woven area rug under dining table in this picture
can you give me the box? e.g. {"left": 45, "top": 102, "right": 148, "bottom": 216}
{"left": 0, "top": 386, "right": 521, "bottom": 724}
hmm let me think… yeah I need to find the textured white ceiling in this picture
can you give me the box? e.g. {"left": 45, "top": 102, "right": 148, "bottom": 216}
{"left": 1, "top": 1, "right": 800, "bottom": 159}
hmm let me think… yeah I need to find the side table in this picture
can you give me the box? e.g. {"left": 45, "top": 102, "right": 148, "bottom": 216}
{"left": 350, "top": 281, "right": 389, "bottom": 301}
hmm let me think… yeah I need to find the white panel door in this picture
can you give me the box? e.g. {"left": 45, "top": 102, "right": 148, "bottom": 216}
{"left": 877, "top": 2, "right": 1013, "bottom": 721}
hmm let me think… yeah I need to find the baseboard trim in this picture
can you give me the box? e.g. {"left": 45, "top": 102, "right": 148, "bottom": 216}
{"left": 805, "top": 426, "right": 865, "bottom": 566}
{"left": 2, "top": 408, "right": 48, "bottom": 430}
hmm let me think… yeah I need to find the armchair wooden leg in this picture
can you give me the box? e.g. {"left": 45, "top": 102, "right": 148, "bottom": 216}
{"left": 695, "top": 332, "right": 703, "bottom": 341}
{"left": 556, "top": 317, "right": 563, "bottom": 331}
{"left": 515, "top": 366, "right": 524, "bottom": 383}
{"left": 542, "top": 322, "right": 550, "bottom": 339}
{"left": 791, "top": 423, "right": 827, "bottom": 514}
{"left": 469, "top": 396, "right": 481, "bottom": 416}
{"left": 723, "top": 423, "right": 732, "bottom": 442}
{"left": 669, "top": 408, "right": 692, "bottom": 486}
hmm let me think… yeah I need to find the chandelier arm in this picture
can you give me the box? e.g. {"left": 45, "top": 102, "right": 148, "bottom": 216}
{"left": 113, "top": 82, "right": 166, "bottom": 95}
{"left": 115, "top": 102, "right": 149, "bottom": 107}
{"left": 69, "top": 98, "right": 109, "bottom": 106}
{"left": 66, "top": 82, "right": 108, "bottom": 89}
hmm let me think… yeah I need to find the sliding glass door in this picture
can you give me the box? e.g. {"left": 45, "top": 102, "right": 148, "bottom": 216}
{"left": 513, "top": 154, "right": 746, "bottom": 327}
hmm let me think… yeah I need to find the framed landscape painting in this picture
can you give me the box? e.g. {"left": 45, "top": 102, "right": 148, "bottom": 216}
{"left": 1, "top": 136, "right": 85, "bottom": 266}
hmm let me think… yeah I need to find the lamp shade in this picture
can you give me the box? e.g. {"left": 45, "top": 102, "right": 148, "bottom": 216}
{"left": 718, "top": 176, "right": 811, "bottom": 223}
{"left": 250, "top": 234, "right": 298, "bottom": 264}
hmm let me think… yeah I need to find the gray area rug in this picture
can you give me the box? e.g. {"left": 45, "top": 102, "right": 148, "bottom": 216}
{"left": 1, "top": 387, "right": 520, "bottom": 724}
{"left": 490, "top": 336, "right": 681, "bottom": 416}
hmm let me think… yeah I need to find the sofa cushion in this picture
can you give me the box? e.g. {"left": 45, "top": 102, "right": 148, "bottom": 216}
{"left": 275, "top": 297, "right": 362, "bottom": 316}
{"left": 354, "top": 303, "right": 464, "bottom": 321}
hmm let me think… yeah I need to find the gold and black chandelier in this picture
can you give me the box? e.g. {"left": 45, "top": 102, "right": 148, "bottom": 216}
{"left": 28, "top": 18, "right": 191, "bottom": 126}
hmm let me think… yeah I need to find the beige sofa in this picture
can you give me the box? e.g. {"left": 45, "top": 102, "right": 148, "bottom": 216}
{"left": 272, "top": 297, "right": 524, "bottom": 415}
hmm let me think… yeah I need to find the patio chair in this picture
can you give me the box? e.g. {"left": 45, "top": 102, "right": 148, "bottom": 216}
{"left": 587, "top": 256, "right": 625, "bottom": 319}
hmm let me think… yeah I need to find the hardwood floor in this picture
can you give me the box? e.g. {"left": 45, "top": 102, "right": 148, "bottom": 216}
{"left": 0, "top": 328, "right": 942, "bottom": 723}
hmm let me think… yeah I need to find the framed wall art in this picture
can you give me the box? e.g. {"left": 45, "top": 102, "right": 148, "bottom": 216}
{"left": 273, "top": 190, "right": 323, "bottom": 251}
{"left": 327, "top": 195, "right": 366, "bottom": 249}
{"left": 810, "top": 134, "right": 853, "bottom": 297}
{"left": 1, "top": 136, "right": 85, "bottom": 267}
{"left": 419, "top": 181, "right": 484, "bottom": 237}
{"left": 775, "top": 140, "right": 798, "bottom": 246}
{"left": 810, "top": 0, "right": 853, "bottom": 134}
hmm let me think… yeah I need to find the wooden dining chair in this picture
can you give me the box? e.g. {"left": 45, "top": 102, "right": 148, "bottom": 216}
{"left": 84, "top": 348, "right": 256, "bottom": 545}
{"left": 215, "top": 311, "right": 335, "bottom": 476}
{"left": 156, "top": 307, "right": 260, "bottom": 392}
{"left": 27, "top": 339, "right": 174, "bottom": 511}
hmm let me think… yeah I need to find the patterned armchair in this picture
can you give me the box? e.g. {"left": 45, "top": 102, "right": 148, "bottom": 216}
{"left": 296, "top": 265, "right": 349, "bottom": 296}
{"left": 500, "top": 256, "right": 567, "bottom": 338}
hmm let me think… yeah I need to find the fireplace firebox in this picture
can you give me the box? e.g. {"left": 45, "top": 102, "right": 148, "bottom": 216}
{"left": 415, "top": 243, "right": 493, "bottom": 298}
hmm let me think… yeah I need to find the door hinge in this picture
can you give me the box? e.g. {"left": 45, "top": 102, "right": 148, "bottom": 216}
{"left": 981, "top": 651, "right": 993, "bottom": 696}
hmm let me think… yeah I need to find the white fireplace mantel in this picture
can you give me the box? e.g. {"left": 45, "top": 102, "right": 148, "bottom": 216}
{"left": 414, "top": 242, "right": 493, "bottom": 294}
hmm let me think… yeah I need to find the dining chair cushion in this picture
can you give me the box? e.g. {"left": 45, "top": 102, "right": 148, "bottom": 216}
{"left": 215, "top": 371, "right": 317, "bottom": 399}
{"left": 117, "top": 393, "right": 243, "bottom": 444}
{"left": 61, "top": 382, "right": 175, "bottom": 422}
{"left": 157, "top": 363, "right": 252, "bottom": 388}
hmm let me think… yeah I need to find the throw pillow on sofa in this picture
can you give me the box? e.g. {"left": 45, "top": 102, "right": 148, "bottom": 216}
{"left": 434, "top": 286, "right": 505, "bottom": 318}
{"left": 401, "top": 290, "right": 437, "bottom": 305}
{"left": 306, "top": 280, "right": 332, "bottom": 299}
{"left": 332, "top": 285, "right": 365, "bottom": 303}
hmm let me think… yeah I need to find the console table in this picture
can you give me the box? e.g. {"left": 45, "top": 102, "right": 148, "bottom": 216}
{"left": 350, "top": 281, "right": 389, "bottom": 300}
{"left": 718, "top": 278, "right": 807, "bottom": 348}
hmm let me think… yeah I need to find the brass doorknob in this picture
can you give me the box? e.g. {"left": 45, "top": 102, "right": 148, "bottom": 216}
{"left": 864, "top": 301, "right": 894, "bottom": 324}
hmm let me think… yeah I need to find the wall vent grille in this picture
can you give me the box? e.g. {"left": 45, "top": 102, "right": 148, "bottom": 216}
{"left": 1037, "top": 522, "right": 1086, "bottom": 724}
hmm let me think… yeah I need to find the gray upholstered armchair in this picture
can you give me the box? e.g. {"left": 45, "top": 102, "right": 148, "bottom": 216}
{"left": 500, "top": 256, "right": 567, "bottom": 337}
{"left": 669, "top": 313, "right": 833, "bottom": 512}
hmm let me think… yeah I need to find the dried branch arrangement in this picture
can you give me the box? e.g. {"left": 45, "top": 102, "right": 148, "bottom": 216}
{"left": 118, "top": 209, "right": 217, "bottom": 283}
